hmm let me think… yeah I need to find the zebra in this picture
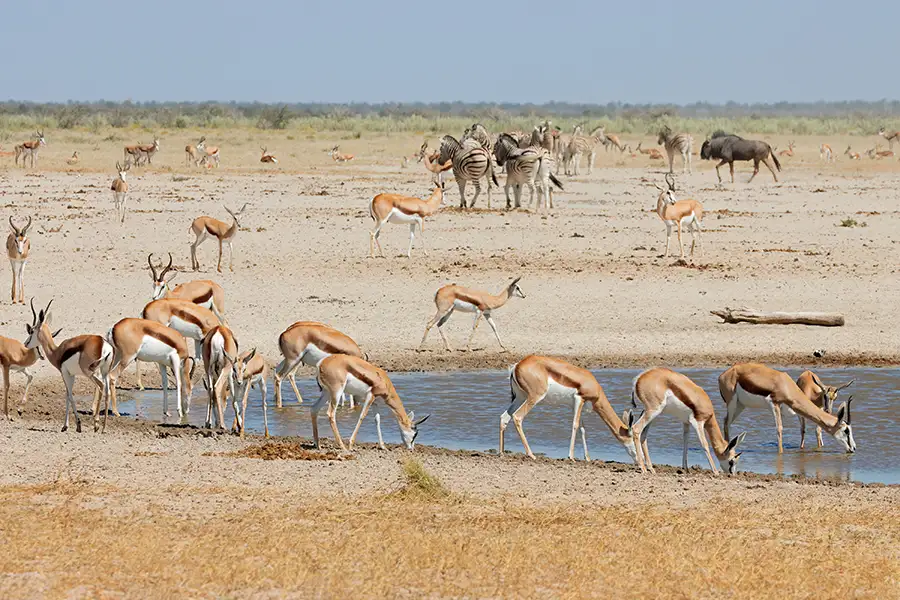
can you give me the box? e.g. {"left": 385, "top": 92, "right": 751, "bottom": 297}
{"left": 494, "top": 132, "right": 563, "bottom": 212}
{"left": 565, "top": 125, "right": 605, "bottom": 175}
{"left": 439, "top": 135, "right": 497, "bottom": 209}
{"left": 464, "top": 123, "right": 494, "bottom": 152}
{"left": 658, "top": 126, "right": 693, "bottom": 174}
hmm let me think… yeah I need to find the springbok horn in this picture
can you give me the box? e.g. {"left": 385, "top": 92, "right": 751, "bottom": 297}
{"left": 8, "top": 216, "right": 16, "bottom": 234}
{"left": 160, "top": 252, "right": 174, "bottom": 278}
{"left": 148, "top": 254, "right": 158, "bottom": 280}
{"left": 30, "top": 297, "right": 37, "bottom": 324}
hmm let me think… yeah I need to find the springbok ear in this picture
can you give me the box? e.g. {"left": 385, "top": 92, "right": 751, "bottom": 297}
{"left": 838, "top": 379, "right": 855, "bottom": 391}
{"left": 623, "top": 409, "right": 634, "bottom": 430}
{"left": 836, "top": 402, "right": 848, "bottom": 424}
{"left": 511, "top": 277, "right": 521, "bottom": 286}
{"left": 726, "top": 431, "right": 747, "bottom": 452}
{"left": 246, "top": 348, "right": 257, "bottom": 362}
{"left": 414, "top": 414, "right": 431, "bottom": 427}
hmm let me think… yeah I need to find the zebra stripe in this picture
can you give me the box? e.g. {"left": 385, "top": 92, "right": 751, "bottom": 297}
{"left": 440, "top": 135, "right": 496, "bottom": 209}
{"left": 657, "top": 127, "right": 693, "bottom": 174}
{"left": 565, "top": 126, "right": 604, "bottom": 175}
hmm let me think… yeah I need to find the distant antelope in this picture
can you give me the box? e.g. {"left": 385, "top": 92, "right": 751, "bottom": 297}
{"left": 231, "top": 348, "right": 268, "bottom": 436}
{"left": 877, "top": 127, "right": 900, "bottom": 149}
{"left": 185, "top": 139, "right": 202, "bottom": 166}
{"left": 637, "top": 142, "right": 665, "bottom": 160}
{"left": 260, "top": 147, "right": 278, "bottom": 164}
{"left": 15, "top": 131, "right": 45, "bottom": 168}
{"left": 110, "top": 162, "right": 130, "bottom": 224}
{"left": 419, "top": 278, "right": 525, "bottom": 351}
{"left": 7, "top": 216, "right": 31, "bottom": 304}
{"left": 330, "top": 146, "right": 354, "bottom": 162}
{"left": 844, "top": 145, "right": 861, "bottom": 160}
{"left": 196, "top": 137, "right": 220, "bottom": 168}
{"left": 369, "top": 182, "right": 444, "bottom": 258}
{"left": 875, "top": 146, "right": 894, "bottom": 158}
{"left": 602, "top": 131, "right": 625, "bottom": 153}
{"left": 654, "top": 174, "right": 702, "bottom": 259}
{"left": 189, "top": 204, "right": 247, "bottom": 272}
{"left": 820, "top": 143, "right": 834, "bottom": 162}
{"left": 796, "top": 371, "right": 853, "bottom": 449}
{"left": 66, "top": 151, "right": 79, "bottom": 165}
{"left": 777, "top": 141, "right": 795, "bottom": 157}
{"left": 123, "top": 142, "right": 144, "bottom": 165}
{"left": 136, "top": 138, "right": 160, "bottom": 165}
{"left": 0, "top": 333, "right": 40, "bottom": 420}
{"left": 416, "top": 141, "right": 453, "bottom": 185}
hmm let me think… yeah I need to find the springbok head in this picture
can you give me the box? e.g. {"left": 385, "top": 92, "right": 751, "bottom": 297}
{"left": 225, "top": 204, "right": 248, "bottom": 226}
{"left": 9, "top": 216, "right": 32, "bottom": 254}
{"left": 508, "top": 277, "right": 526, "bottom": 300}
{"left": 25, "top": 298, "right": 61, "bottom": 357}
{"left": 36, "top": 131, "right": 46, "bottom": 146}
{"left": 400, "top": 411, "right": 431, "bottom": 450}
{"left": 148, "top": 252, "right": 176, "bottom": 300}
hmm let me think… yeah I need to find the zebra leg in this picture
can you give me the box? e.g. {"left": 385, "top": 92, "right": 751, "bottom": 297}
{"left": 588, "top": 151, "right": 596, "bottom": 174}
{"left": 469, "top": 179, "right": 482, "bottom": 209}
{"left": 457, "top": 177, "right": 467, "bottom": 209}
{"left": 504, "top": 181, "right": 513, "bottom": 210}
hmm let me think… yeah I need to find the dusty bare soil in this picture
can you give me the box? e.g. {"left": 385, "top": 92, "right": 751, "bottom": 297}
{"left": 0, "top": 131, "right": 898, "bottom": 598}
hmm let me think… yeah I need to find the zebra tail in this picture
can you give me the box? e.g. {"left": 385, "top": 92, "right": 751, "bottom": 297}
{"left": 549, "top": 172, "right": 564, "bottom": 190}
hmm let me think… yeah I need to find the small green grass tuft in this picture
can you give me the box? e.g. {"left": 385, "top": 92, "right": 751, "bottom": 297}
{"left": 840, "top": 217, "right": 867, "bottom": 228}
{"left": 398, "top": 457, "right": 451, "bottom": 499}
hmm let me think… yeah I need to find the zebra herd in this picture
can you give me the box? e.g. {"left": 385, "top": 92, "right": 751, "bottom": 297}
{"left": 422, "top": 122, "right": 694, "bottom": 211}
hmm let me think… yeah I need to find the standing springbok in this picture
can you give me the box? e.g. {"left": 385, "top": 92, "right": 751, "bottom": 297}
{"left": 123, "top": 142, "right": 143, "bottom": 165}
{"left": 189, "top": 204, "right": 247, "bottom": 272}
{"left": 136, "top": 138, "right": 160, "bottom": 165}
{"left": 200, "top": 325, "right": 239, "bottom": 430}
{"left": 142, "top": 298, "right": 220, "bottom": 362}
{"left": 0, "top": 333, "right": 40, "bottom": 420}
{"left": 185, "top": 139, "right": 202, "bottom": 166}
{"left": 630, "top": 368, "right": 746, "bottom": 474}
{"left": 654, "top": 174, "right": 703, "bottom": 259}
{"left": 419, "top": 278, "right": 525, "bottom": 351}
{"left": 718, "top": 363, "right": 857, "bottom": 454}
{"left": 15, "top": 131, "right": 45, "bottom": 168}
{"left": 231, "top": 348, "right": 268, "bottom": 436}
{"left": 107, "top": 318, "right": 195, "bottom": 420}
{"left": 148, "top": 253, "right": 226, "bottom": 323}
{"left": 260, "top": 147, "right": 278, "bottom": 164}
{"left": 330, "top": 146, "right": 354, "bottom": 162}
{"left": 7, "top": 217, "right": 31, "bottom": 304}
{"left": 273, "top": 321, "right": 365, "bottom": 407}
{"left": 501, "top": 355, "right": 636, "bottom": 461}
{"left": 313, "top": 354, "right": 429, "bottom": 451}
{"left": 111, "top": 162, "right": 130, "bottom": 224}
{"left": 820, "top": 143, "right": 834, "bottom": 162}
{"left": 196, "top": 137, "right": 220, "bottom": 168}
{"left": 795, "top": 371, "right": 853, "bottom": 449}
{"left": 368, "top": 182, "right": 443, "bottom": 258}
{"left": 877, "top": 127, "right": 900, "bottom": 149}
{"left": 24, "top": 299, "right": 114, "bottom": 433}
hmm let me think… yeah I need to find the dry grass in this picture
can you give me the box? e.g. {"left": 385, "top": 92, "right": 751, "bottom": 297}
{"left": 207, "top": 441, "right": 353, "bottom": 461}
{"left": 0, "top": 479, "right": 896, "bottom": 599}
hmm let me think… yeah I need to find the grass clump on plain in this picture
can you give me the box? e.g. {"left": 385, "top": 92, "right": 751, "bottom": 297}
{"left": 397, "top": 457, "right": 451, "bottom": 499}
{"left": 840, "top": 217, "right": 867, "bottom": 227}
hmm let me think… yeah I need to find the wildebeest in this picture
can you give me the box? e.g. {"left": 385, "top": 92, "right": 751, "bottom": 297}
{"left": 700, "top": 131, "right": 781, "bottom": 183}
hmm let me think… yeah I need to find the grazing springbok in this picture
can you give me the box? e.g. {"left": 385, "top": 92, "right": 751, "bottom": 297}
{"left": 231, "top": 348, "right": 268, "bottom": 436}
{"left": 7, "top": 216, "right": 31, "bottom": 304}
{"left": 260, "top": 147, "right": 278, "bottom": 164}
{"left": 25, "top": 299, "right": 114, "bottom": 433}
{"left": 15, "top": 131, "right": 45, "bottom": 168}
{"left": 501, "top": 355, "right": 636, "bottom": 461}
{"left": 66, "top": 151, "right": 79, "bottom": 166}
{"left": 795, "top": 371, "right": 853, "bottom": 449}
{"left": 273, "top": 321, "right": 365, "bottom": 407}
{"left": 844, "top": 145, "right": 861, "bottom": 160}
{"left": 419, "top": 278, "right": 525, "bottom": 351}
{"left": 111, "top": 162, "right": 130, "bottom": 224}
{"left": 313, "top": 353, "right": 429, "bottom": 451}
{"left": 636, "top": 142, "right": 664, "bottom": 160}
{"left": 368, "top": 181, "right": 443, "bottom": 258}
{"left": 189, "top": 204, "right": 247, "bottom": 272}
{"left": 700, "top": 131, "right": 781, "bottom": 183}
{"left": 631, "top": 368, "right": 746, "bottom": 474}
{"left": 777, "top": 141, "right": 795, "bottom": 157}
{"left": 200, "top": 325, "right": 239, "bottom": 430}
{"left": 877, "top": 127, "right": 900, "bottom": 149}
{"left": 135, "top": 138, "right": 160, "bottom": 165}
{"left": 718, "top": 363, "right": 856, "bottom": 454}
{"left": 653, "top": 174, "right": 703, "bottom": 259}
{"left": 107, "top": 318, "right": 195, "bottom": 420}
{"left": 820, "top": 143, "right": 834, "bottom": 162}
{"left": 148, "top": 253, "right": 226, "bottom": 323}
{"left": 0, "top": 333, "right": 40, "bottom": 420}
{"left": 196, "top": 137, "right": 220, "bottom": 168}
{"left": 330, "top": 146, "right": 354, "bottom": 162}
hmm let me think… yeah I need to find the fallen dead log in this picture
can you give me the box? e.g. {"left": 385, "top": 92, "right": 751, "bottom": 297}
{"left": 711, "top": 308, "right": 844, "bottom": 327}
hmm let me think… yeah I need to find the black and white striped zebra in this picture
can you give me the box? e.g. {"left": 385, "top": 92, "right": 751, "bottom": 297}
{"left": 463, "top": 123, "right": 493, "bottom": 152}
{"left": 565, "top": 125, "right": 605, "bottom": 175}
{"left": 658, "top": 126, "right": 693, "bottom": 174}
{"left": 439, "top": 134, "right": 497, "bottom": 209}
{"left": 494, "top": 132, "right": 562, "bottom": 211}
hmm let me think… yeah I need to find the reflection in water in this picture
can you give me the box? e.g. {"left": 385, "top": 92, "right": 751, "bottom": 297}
{"left": 112, "top": 367, "right": 897, "bottom": 484}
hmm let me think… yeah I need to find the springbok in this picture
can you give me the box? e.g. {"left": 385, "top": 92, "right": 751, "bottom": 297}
{"left": 15, "top": 131, "right": 45, "bottom": 168}
{"left": 777, "top": 141, "right": 795, "bottom": 157}
{"left": 185, "top": 139, "right": 202, "bottom": 166}
{"left": 24, "top": 299, "right": 114, "bottom": 433}
{"left": 111, "top": 162, "right": 130, "bottom": 223}
{"left": 148, "top": 253, "right": 226, "bottom": 323}
{"left": 107, "top": 318, "right": 195, "bottom": 420}
{"left": 369, "top": 182, "right": 443, "bottom": 258}
{"left": 0, "top": 333, "right": 40, "bottom": 420}
{"left": 200, "top": 325, "right": 239, "bottom": 430}
{"left": 136, "top": 138, "right": 160, "bottom": 165}
{"left": 844, "top": 146, "right": 861, "bottom": 160}
{"left": 189, "top": 204, "right": 247, "bottom": 272}
{"left": 231, "top": 348, "right": 268, "bottom": 436}
{"left": 653, "top": 174, "right": 703, "bottom": 259}
{"left": 66, "top": 151, "right": 79, "bottom": 165}
{"left": 7, "top": 216, "right": 31, "bottom": 304}
{"left": 820, "top": 143, "right": 834, "bottom": 162}
{"left": 718, "top": 363, "right": 856, "bottom": 454}
{"left": 416, "top": 142, "right": 453, "bottom": 185}
{"left": 419, "top": 278, "right": 525, "bottom": 351}
{"left": 795, "top": 371, "right": 853, "bottom": 449}
{"left": 875, "top": 146, "right": 894, "bottom": 159}
{"left": 636, "top": 142, "right": 664, "bottom": 160}
{"left": 123, "top": 142, "right": 144, "bottom": 165}
{"left": 312, "top": 353, "right": 429, "bottom": 451}
{"left": 273, "top": 321, "right": 365, "bottom": 407}
{"left": 260, "top": 147, "right": 278, "bottom": 164}
{"left": 631, "top": 368, "right": 746, "bottom": 474}
{"left": 330, "top": 146, "right": 354, "bottom": 162}
{"left": 196, "top": 137, "right": 220, "bottom": 168}
{"left": 501, "top": 355, "right": 636, "bottom": 461}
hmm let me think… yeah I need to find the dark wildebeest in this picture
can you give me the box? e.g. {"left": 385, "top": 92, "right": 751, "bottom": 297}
{"left": 700, "top": 131, "right": 781, "bottom": 183}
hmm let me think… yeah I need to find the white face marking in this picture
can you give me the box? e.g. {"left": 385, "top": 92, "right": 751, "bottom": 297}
{"left": 151, "top": 282, "right": 166, "bottom": 300}
{"left": 832, "top": 424, "right": 857, "bottom": 453}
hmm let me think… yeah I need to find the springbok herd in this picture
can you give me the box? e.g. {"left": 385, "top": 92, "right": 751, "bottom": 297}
{"left": 0, "top": 122, "right": 871, "bottom": 475}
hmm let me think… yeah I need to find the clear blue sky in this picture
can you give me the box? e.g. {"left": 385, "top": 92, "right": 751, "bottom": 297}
{"left": 2, "top": 1, "right": 896, "bottom": 104}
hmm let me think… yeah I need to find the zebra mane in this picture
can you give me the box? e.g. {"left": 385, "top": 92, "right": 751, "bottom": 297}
{"left": 589, "top": 126, "right": 604, "bottom": 137}
{"left": 439, "top": 135, "right": 461, "bottom": 162}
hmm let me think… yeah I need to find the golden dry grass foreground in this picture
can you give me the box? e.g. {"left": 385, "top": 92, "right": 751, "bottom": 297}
{"left": 0, "top": 129, "right": 899, "bottom": 598}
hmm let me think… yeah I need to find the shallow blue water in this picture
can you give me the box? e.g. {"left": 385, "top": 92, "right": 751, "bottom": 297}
{"left": 113, "top": 367, "right": 897, "bottom": 484}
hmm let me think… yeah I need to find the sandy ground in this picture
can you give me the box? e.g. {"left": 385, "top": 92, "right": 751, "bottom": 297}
{"left": 0, "top": 131, "right": 898, "bottom": 597}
